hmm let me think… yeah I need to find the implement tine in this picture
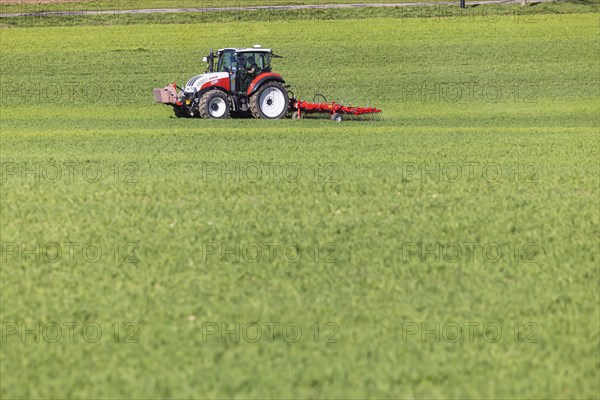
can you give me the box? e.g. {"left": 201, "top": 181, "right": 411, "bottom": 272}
{"left": 292, "top": 99, "right": 382, "bottom": 121}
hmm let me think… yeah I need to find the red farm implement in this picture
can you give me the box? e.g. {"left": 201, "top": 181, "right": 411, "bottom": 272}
{"left": 290, "top": 99, "right": 382, "bottom": 122}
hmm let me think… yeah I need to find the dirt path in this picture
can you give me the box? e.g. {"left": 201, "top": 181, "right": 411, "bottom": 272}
{"left": 0, "top": 0, "right": 93, "bottom": 4}
{"left": 0, "top": 0, "right": 556, "bottom": 17}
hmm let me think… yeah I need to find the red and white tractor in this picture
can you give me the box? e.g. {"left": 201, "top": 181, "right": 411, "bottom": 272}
{"left": 153, "top": 45, "right": 290, "bottom": 119}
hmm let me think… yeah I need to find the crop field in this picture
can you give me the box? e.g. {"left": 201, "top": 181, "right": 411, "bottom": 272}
{"left": 1, "top": 3, "right": 599, "bottom": 399}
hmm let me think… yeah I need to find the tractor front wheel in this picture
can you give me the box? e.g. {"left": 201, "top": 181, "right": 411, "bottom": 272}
{"left": 199, "top": 90, "right": 231, "bottom": 119}
{"left": 250, "top": 81, "right": 289, "bottom": 119}
{"left": 173, "top": 105, "right": 192, "bottom": 118}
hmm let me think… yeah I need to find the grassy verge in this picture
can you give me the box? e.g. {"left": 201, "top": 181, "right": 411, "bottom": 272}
{"left": 0, "top": 0, "right": 453, "bottom": 14}
{"left": 0, "top": 0, "right": 597, "bottom": 27}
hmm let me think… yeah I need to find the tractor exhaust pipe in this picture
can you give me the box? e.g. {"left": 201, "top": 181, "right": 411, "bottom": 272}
{"left": 203, "top": 49, "right": 214, "bottom": 73}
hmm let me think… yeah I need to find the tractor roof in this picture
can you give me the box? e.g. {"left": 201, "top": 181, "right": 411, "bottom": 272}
{"left": 218, "top": 47, "right": 272, "bottom": 53}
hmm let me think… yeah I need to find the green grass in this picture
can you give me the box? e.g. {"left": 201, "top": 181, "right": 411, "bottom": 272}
{"left": 1, "top": 10, "right": 599, "bottom": 399}
{"left": 1, "top": 0, "right": 598, "bottom": 27}
{"left": 0, "top": 0, "right": 452, "bottom": 14}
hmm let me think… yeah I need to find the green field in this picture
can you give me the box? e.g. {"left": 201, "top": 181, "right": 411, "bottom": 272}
{"left": 1, "top": 5, "right": 599, "bottom": 399}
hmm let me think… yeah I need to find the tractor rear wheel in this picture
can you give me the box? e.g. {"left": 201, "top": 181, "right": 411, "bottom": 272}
{"left": 250, "top": 81, "right": 289, "bottom": 119}
{"left": 199, "top": 90, "right": 231, "bottom": 119}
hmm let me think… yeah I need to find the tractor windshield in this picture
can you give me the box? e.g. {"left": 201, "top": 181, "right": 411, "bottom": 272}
{"left": 216, "top": 50, "right": 236, "bottom": 72}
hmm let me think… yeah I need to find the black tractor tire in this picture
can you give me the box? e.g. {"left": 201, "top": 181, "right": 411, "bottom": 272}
{"left": 199, "top": 90, "right": 231, "bottom": 119}
{"left": 249, "top": 81, "right": 289, "bottom": 119}
{"left": 173, "top": 105, "right": 191, "bottom": 118}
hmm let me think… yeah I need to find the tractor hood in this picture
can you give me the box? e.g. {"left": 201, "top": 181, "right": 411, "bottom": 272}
{"left": 184, "top": 72, "right": 229, "bottom": 93}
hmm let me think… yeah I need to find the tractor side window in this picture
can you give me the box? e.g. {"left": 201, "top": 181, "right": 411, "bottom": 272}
{"left": 242, "top": 52, "right": 265, "bottom": 73}
{"left": 255, "top": 54, "right": 264, "bottom": 71}
{"left": 262, "top": 54, "right": 271, "bottom": 72}
{"left": 244, "top": 53, "right": 256, "bottom": 71}
{"left": 252, "top": 53, "right": 262, "bottom": 70}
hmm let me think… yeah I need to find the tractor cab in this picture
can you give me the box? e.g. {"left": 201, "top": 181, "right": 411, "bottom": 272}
{"left": 213, "top": 47, "right": 275, "bottom": 93}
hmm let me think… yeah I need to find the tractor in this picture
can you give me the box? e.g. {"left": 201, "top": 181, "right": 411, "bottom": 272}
{"left": 153, "top": 46, "right": 290, "bottom": 119}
